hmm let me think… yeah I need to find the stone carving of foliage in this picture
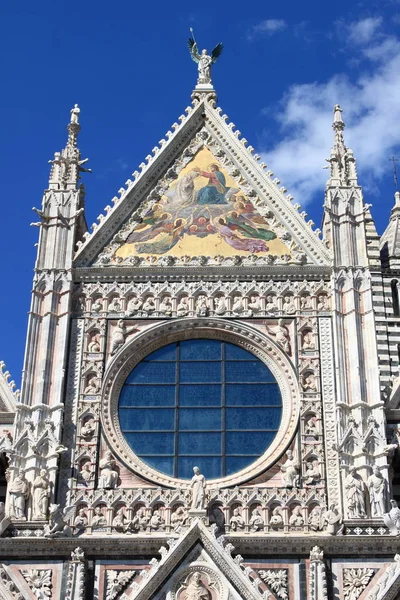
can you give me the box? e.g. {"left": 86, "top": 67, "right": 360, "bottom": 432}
{"left": 343, "top": 568, "right": 375, "bottom": 600}
{"left": 21, "top": 569, "right": 52, "bottom": 599}
{"left": 258, "top": 569, "right": 288, "bottom": 600}
{"left": 105, "top": 570, "right": 136, "bottom": 600}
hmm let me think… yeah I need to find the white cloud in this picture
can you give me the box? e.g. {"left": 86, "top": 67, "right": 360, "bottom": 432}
{"left": 262, "top": 20, "right": 400, "bottom": 206}
{"left": 249, "top": 19, "right": 287, "bottom": 39}
{"left": 346, "top": 16, "right": 383, "bottom": 45}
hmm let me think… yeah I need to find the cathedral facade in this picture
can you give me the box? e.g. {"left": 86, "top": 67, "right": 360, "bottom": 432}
{"left": 0, "top": 53, "right": 400, "bottom": 600}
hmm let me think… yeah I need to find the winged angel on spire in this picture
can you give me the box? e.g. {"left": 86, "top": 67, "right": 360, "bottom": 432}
{"left": 188, "top": 34, "right": 223, "bottom": 86}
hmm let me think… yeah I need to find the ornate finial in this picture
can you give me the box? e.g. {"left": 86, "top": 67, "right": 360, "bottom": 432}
{"left": 187, "top": 32, "right": 223, "bottom": 89}
{"left": 390, "top": 156, "right": 399, "bottom": 192}
{"left": 70, "top": 104, "right": 80, "bottom": 125}
{"left": 325, "top": 104, "right": 358, "bottom": 185}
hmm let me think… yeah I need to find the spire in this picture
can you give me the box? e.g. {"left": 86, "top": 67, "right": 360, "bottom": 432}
{"left": 326, "top": 104, "right": 358, "bottom": 186}
{"left": 380, "top": 191, "right": 400, "bottom": 267}
{"left": 48, "top": 104, "right": 90, "bottom": 190}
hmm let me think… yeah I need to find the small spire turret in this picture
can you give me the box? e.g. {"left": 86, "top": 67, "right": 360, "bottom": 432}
{"left": 326, "top": 104, "right": 358, "bottom": 186}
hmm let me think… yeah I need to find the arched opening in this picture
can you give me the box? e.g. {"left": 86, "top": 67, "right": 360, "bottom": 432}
{"left": 392, "top": 280, "right": 400, "bottom": 316}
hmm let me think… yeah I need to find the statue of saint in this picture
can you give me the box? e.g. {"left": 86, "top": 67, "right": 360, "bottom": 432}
{"left": 280, "top": 450, "right": 300, "bottom": 487}
{"left": 187, "top": 37, "right": 223, "bottom": 86}
{"left": 99, "top": 451, "right": 119, "bottom": 489}
{"left": 367, "top": 467, "right": 386, "bottom": 517}
{"left": 8, "top": 469, "right": 29, "bottom": 520}
{"left": 190, "top": 466, "right": 206, "bottom": 510}
{"left": 249, "top": 507, "right": 264, "bottom": 532}
{"left": 32, "top": 469, "right": 50, "bottom": 520}
{"left": 182, "top": 572, "right": 210, "bottom": 600}
{"left": 229, "top": 508, "right": 245, "bottom": 531}
{"left": 345, "top": 467, "right": 366, "bottom": 518}
{"left": 70, "top": 104, "right": 80, "bottom": 124}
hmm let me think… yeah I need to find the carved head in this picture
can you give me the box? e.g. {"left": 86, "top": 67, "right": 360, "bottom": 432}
{"left": 201, "top": 49, "right": 207, "bottom": 55}
{"left": 193, "top": 466, "right": 200, "bottom": 475}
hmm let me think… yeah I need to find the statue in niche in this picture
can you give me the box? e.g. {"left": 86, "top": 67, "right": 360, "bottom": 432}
{"left": 112, "top": 508, "right": 127, "bottom": 532}
{"left": 99, "top": 451, "right": 119, "bottom": 489}
{"left": 187, "top": 35, "right": 223, "bottom": 86}
{"left": 92, "top": 298, "right": 103, "bottom": 313}
{"left": 304, "top": 415, "right": 319, "bottom": 441}
{"left": 248, "top": 295, "right": 261, "bottom": 314}
{"left": 282, "top": 295, "right": 296, "bottom": 314}
{"left": 108, "top": 297, "right": 122, "bottom": 313}
{"left": 110, "top": 320, "right": 138, "bottom": 356}
{"left": 267, "top": 319, "right": 291, "bottom": 354}
{"left": 131, "top": 507, "right": 149, "bottom": 531}
{"left": 78, "top": 463, "right": 93, "bottom": 485}
{"left": 181, "top": 571, "right": 211, "bottom": 600}
{"left": 190, "top": 466, "right": 206, "bottom": 510}
{"left": 317, "top": 295, "right": 329, "bottom": 311}
{"left": 126, "top": 296, "right": 143, "bottom": 316}
{"left": 74, "top": 509, "right": 88, "bottom": 530}
{"left": 81, "top": 418, "right": 96, "bottom": 440}
{"left": 159, "top": 296, "right": 172, "bottom": 316}
{"left": 304, "top": 461, "right": 321, "bottom": 486}
{"left": 384, "top": 499, "right": 400, "bottom": 535}
{"left": 289, "top": 506, "right": 304, "bottom": 526}
{"left": 249, "top": 506, "right": 264, "bottom": 531}
{"left": 270, "top": 506, "right": 284, "bottom": 527}
{"left": 142, "top": 297, "right": 155, "bottom": 314}
{"left": 214, "top": 296, "right": 227, "bottom": 316}
{"left": 177, "top": 297, "right": 189, "bottom": 317}
{"left": 265, "top": 295, "right": 278, "bottom": 313}
{"left": 195, "top": 295, "right": 208, "bottom": 317}
{"left": 280, "top": 450, "right": 300, "bottom": 487}
{"left": 229, "top": 508, "right": 245, "bottom": 531}
{"left": 8, "top": 469, "right": 29, "bottom": 520}
{"left": 302, "top": 330, "right": 315, "bottom": 350}
{"left": 302, "top": 372, "right": 317, "bottom": 392}
{"left": 322, "top": 504, "right": 343, "bottom": 535}
{"left": 32, "top": 469, "right": 50, "bottom": 520}
{"left": 91, "top": 506, "right": 107, "bottom": 528}
{"left": 149, "top": 509, "right": 165, "bottom": 531}
{"left": 232, "top": 295, "right": 244, "bottom": 315}
{"left": 83, "top": 375, "right": 100, "bottom": 395}
{"left": 300, "top": 295, "right": 312, "bottom": 310}
{"left": 309, "top": 506, "right": 323, "bottom": 531}
{"left": 367, "top": 466, "right": 387, "bottom": 517}
{"left": 345, "top": 467, "right": 366, "bottom": 518}
{"left": 88, "top": 334, "right": 101, "bottom": 353}
{"left": 171, "top": 506, "right": 188, "bottom": 532}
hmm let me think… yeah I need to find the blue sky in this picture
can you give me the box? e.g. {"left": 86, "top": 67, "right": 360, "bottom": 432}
{"left": 1, "top": 0, "right": 400, "bottom": 386}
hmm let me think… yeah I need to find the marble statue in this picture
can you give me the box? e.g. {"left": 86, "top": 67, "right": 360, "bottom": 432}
{"left": 83, "top": 376, "right": 100, "bottom": 395}
{"left": 190, "top": 466, "right": 206, "bottom": 510}
{"left": 249, "top": 507, "right": 264, "bottom": 532}
{"left": 78, "top": 463, "right": 92, "bottom": 485}
{"left": 108, "top": 297, "right": 122, "bottom": 313}
{"left": 309, "top": 506, "right": 323, "bottom": 531}
{"left": 70, "top": 104, "right": 80, "bottom": 124}
{"left": 132, "top": 507, "right": 149, "bottom": 531}
{"left": 159, "top": 296, "right": 172, "bottom": 316}
{"left": 177, "top": 297, "right": 189, "bottom": 317}
{"left": 214, "top": 296, "right": 227, "bottom": 316}
{"left": 317, "top": 295, "right": 329, "bottom": 310}
{"left": 171, "top": 506, "right": 188, "bottom": 532}
{"left": 142, "top": 297, "right": 155, "bottom": 314}
{"left": 99, "top": 451, "right": 119, "bottom": 489}
{"left": 282, "top": 296, "right": 296, "bottom": 314}
{"left": 92, "top": 299, "right": 103, "bottom": 313}
{"left": 280, "top": 450, "right": 300, "bottom": 487}
{"left": 345, "top": 467, "right": 366, "bottom": 518}
{"left": 195, "top": 295, "right": 208, "bottom": 317}
{"left": 188, "top": 36, "right": 223, "bottom": 86}
{"left": 88, "top": 334, "right": 101, "bottom": 352}
{"left": 300, "top": 295, "right": 312, "bottom": 310}
{"left": 32, "top": 469, "right": 50, "bottom": 520}
{"left": 80, "top": 418, "right": 95, "bottom": 440}
{"left": 112, "top": 508, "right": 127, "bottom": 532}
{"left": 110, "top": 320, "right": 138, "bottom": 356}
{"left": 267, "top": 319, "right": 291, "bottom": 354}
{"left": 126, "top": 296, "right": 143, "bottom": 316}
{"left": 384, "top": 499, "right": 400, "bottom": 535}
{"left": 182, "top": 571, "right": 211, "bottom": 600}
{"left": 74, "top": 509, "right": 88, "bottom": 530}
{"left": 265, "top": 295, "right": 278, "bottom": 313}
{"left": 149, "top": 509, "right": 164, "bottom": 531}
{"left": 302, "top": 331, "right": 315, "bottom": 350}
{"left": 44, "top": 504, "right": 75, "bottom": 538}
{"left": 229, "top": 508, "right": 245, "bottom": 531}
{"left": 232, "top": 296, "right": 245, "bottom": 315}
{"left": 322, "top": 504, "right": 342, "bottom": 535}
{"left": 302, "top": 373, "right": 317, "bottom": 392}
{"left": 305, "top": 415, "right": 319, "bottom": 440}
{"left": 304, "top": 461, "right": 321, "bottom": 486}
{"left": 289, "top": 506, "right": 304, "bottom": 526}
{"left": 91, "top": 506, "right": 107, "bottom": 528}
{"left": 270, "top": 506, "right": 284, "bottom": 526}
{"left": 8, "top": 469, "right": 29, "bottom": 520}
{"left": 367, "top": 467, "right": 386, "bottom": 517}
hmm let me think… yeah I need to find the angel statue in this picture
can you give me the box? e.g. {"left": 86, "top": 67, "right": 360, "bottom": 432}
{"left": 43, "top": 504, "right": 76, "bottom": 538}
{"left": 187, "top": 35, "right": 223, "bottom": 86}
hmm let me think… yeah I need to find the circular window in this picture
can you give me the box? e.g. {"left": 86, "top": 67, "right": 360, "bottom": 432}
{"left": 118, "top": 339, "right": 282, "bottom": 480}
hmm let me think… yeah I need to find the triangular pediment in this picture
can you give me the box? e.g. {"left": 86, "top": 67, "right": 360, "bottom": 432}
{"left": 124, "top": 519, "right": 263, "bottom": 600}
{"left": 74, "top": 97, "right": 331, "bottom": 269}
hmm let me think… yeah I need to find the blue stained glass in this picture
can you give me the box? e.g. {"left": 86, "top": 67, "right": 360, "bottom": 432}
{"left": 120, "top": 408, "right": 175, "bottom": 431}
{"left": 226, "top": 384, "right": 282, "bottom": 406}
{"left": 144, "top": 344, "right": 177, "bottom": 361}
{"left": 141, "top": 456, "right": 174, "bottom": 476}
{"left": 226, "top": 407, "right": 282, "bottom": 430}
{"left": 126, "top": 361, "right": 176, "bottom": 384}
{"left": 179, "top": 408, "right": 221, "bottom": 430}
{"left": 180, "top": 361, "right": 221, "bottom": 383}
{"left": 226, "top": 456, "right": 259, "bottom": 475}
{"left": 124, "top": 432, "right": 174, "bottom": 454}
{"left": 180, "top": 339, "right": 222, "bottom": 360}
{"left": 178, "top": 456, "right": 222, "bottom": 479}
{"left": 119, "top": 385, "right": 175, "bottom": 407}
{"left": 180, "top": 384, "right": 221, "bottom": 406}
{"left": 118, "top": 340, "right": 283, "bottom": 479}
{"left": 178, "top": 432, "right": 221, "bottom": 454}
{"left": 225, "top": 361, "right": 275, "bottom": 382}
{"left": 226, "top": 431, "right": 277, "bottom": 454}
